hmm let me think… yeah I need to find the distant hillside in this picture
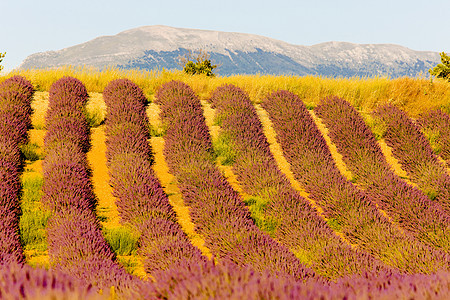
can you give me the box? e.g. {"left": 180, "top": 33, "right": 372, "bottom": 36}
{"left": 19, "top": 25, "right": 440, "bottom": 78}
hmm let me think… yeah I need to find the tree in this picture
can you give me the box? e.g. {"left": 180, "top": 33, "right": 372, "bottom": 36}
{"left": 0, "top": 52, "right": 5, "bottom": 73}
{"left": 179, "top": 49, "right": 217, "bottom": 76}
{"left": 429, "top": 52, "right": 450, "bottom": 81}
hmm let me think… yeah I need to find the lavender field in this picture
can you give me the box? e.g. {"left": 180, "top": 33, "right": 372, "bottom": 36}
{"left": 0, "top": 75, "right": 449, "bottom": 299}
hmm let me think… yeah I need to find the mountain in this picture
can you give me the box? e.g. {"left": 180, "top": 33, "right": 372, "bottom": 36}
{"left": 19, "top": 25, "right": 440, "bottom": 78}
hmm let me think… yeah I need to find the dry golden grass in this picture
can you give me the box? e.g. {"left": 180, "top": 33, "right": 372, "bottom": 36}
{"left": 3, "top": 67, "right": 450, "bottom": 118}
{"left": 31, "top": 92, "right": 49, "bottom": 129}
{"left": 87, "top": 126, "right": 121, "bottom": 229}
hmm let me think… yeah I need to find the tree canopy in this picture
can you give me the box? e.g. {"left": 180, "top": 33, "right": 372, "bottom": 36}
{"left": 179, "top": 49, "right": 217, "bottom": 77}
{"left": 0, "top": 52, "right": 6, "bottom": 73}
{"left": 429, "top": 52, "right": 450, "bottom": 81}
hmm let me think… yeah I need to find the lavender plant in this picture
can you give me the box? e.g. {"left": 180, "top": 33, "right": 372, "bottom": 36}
{"left": 0, "top": 263, "right": 104, "bottom": 299}
{"left": 42, "top": 77, "right": 136, "bottom": 290}
{"left": 48, "top": 76, "right": 89, "bottom": 112}
{"left": 0, "top": 75, "right": 35, "bottom": 101}
{"left": 133, "top": 259, "right": 339, "bottom": 300}
{"left": 0, "top": 76, "right": 34, "bottom": 266}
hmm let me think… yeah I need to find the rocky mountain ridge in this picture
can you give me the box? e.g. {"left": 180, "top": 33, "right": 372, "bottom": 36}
{"left": 19, "top": 25, "right": 440, "bottom": 77}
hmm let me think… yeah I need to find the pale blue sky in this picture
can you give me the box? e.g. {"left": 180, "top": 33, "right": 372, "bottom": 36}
{"left": 1, "top": 0, "right": 448, "bottom": 72}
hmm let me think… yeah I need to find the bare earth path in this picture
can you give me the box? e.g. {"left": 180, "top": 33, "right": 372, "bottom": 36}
{"left": 22, "top": 128, "right": 48, "bottom": 267}
{"left": 21, "top": 92, "right": 49, "bottom": 267}
{"left": 88, "top": 126, "right": 121, "bottom": 229}
{"left": 309, "top": 110, "right": 354, "bottom": 182}
{"left": 86, "top": 94, "right": 147, "bottom": 278}
{"left": 147, "top": 102, "right": 212, "bottom": 259}
{"left": 254, "top": 104, "right": 358, "bottom": 248}
{"left": 310, "top": 110, "right": 405, "bottom": 231}
{"left": 200, "top": 100, "right": 251, "bottom": 199}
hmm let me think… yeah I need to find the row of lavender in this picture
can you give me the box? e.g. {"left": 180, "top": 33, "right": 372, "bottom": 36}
{"left": 0, "top": 76, "right": 105, "bottom": 298}
{"left": 261, "top": 90, "right": 448, "bottom": 273}
{"left": 103, "top": 79, "right": 206, "bottom": 276}
{"left": 314, "top": 97, "right": 449, "bottom": 251}
{"left": 376, "top": 104, "right": 450, "bottom": 215}
{"left": 41, "top": 77, "right": 135, "bottom": 290}
{"left": 155, "top": 81, "right": 319, "bottom": 281}
{"left": 208, "top": 84, "right": 387, "bottom": 279}
{"left": 0, "top": 76, "right": 34, "bottom": 265}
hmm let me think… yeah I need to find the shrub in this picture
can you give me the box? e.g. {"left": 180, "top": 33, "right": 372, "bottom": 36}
{"left": 179, "top": 49, "right": 217, "bottom": 77}
{"left": 429, "top": 52, "right": 450, "bottom": 81}
{"left": 0, "top": 52, "right": 5, "bottom": 73}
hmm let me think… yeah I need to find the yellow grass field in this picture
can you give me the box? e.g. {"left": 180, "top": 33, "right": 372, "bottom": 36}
{"left": 2, "top": 66, "right": 450, "bottom": 118}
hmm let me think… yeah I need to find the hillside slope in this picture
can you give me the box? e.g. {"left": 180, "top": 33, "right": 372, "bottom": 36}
{"left": 19, "top": 25, "right": 440, "bottom": 77}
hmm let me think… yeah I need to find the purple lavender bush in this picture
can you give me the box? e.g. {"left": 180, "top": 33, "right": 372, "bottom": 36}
{"left": 43, "top": 77, "right": 136, "bottom": 291}
{"left": 132, "top": 259, "right": 340, "bottom": 300}
{"left": 0, "top": 263, "right": 104, "bottom": 300}
{"left": 47, "top": 209, "right": 135, "bottom": 290}
{"left": 0, "top": 90, "right": 32, "bottom": 146}
{"left": 0, "top": 76, "right": 34, "bottom": 266}
{"left": 42, "top": 142, "right": 96, "bottom": 212}
{"left": 0, "top": 75, "right": 35, "bottom": 101}
{"left": 48, "top": 76, "right": 89, "bottom": 112}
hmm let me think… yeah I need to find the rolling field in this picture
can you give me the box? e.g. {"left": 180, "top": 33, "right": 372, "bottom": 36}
{"left": 0, "top": 69, "right": 449, "bottom": 299}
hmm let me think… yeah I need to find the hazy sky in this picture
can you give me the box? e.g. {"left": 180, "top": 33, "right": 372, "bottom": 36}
{"left": 1, "top": 0, "right": 448, "bottom": 72}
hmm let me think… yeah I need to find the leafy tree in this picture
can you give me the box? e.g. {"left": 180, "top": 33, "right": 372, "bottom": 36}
{"left": 0, "top": 52, "right": 5, "bottom": 73}
{"left": 179, "top": 49, "right": 217, "bottom": 76}
{"left": 429, "top": 52, "right": 450, "bottom": 81}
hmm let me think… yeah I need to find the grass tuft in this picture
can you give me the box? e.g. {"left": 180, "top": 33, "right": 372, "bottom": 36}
{"left": 212, "top": 134, "right": 237, "bottom": 165}
{"left": 20, "top": 173, "right": 50, "bottom": 253}
{"left": 20, "top": 142, "right": 42, "bottom": 161}
{"left": 103, "top": 226, "right": 140, "bottom": 256}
